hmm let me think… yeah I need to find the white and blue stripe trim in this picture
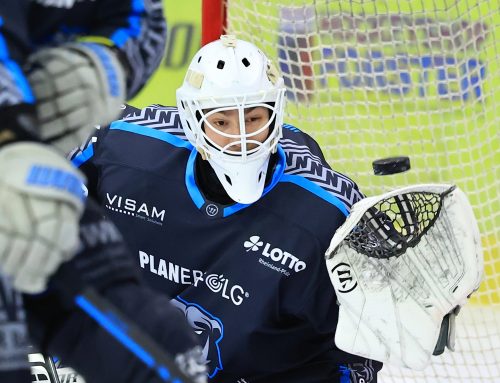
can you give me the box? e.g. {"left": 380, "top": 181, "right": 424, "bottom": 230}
{"left": 282, "top": 123, "right": 300, "bottom": 133}
{"left": 185, "top": 149, "right": 204, "bottom": 209}
{"left": 71, "top": 143, "right": 95, "bottom": 168}
{"left": 71, "top": 120, "right": 192, "bottom": 168}
{"left": 110, "top": 120, "right": 193, "bottom": 149}
{"left": 279, "top": 174, "right": 349, "bottom": 216}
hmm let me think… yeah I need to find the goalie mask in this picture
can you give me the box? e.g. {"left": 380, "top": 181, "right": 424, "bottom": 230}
{"left": 176, "top": 35, "right": 286, "bottom": 204}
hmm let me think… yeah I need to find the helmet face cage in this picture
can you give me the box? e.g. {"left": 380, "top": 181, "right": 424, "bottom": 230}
{"left": 183, "top": 90, "right": 286, "bottom": 163}
{"left": 176, "top": 36, "right": 286, "bottom": 203}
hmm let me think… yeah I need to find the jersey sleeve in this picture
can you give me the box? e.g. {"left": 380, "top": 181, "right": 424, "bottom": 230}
{"left": 85, "top": 0, "right": 167, "bottom": 98}
{"left": 0, "top": 276, "right": 32, "bottom": 382}
{"left": 0, "top": 1, "right": 38, "bottom": 145}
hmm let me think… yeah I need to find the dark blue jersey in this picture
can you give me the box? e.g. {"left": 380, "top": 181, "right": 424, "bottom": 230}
{"left": 0, "top": 276, "right": 32, "bottom": 382}
{"left": 70, "top": 105, "right": 382, "bottom": 383}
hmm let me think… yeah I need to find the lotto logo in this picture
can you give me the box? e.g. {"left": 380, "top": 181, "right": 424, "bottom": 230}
{"left": 244, "top": 236, "right": 263, "bottom": 251}
{"left": 244, "top": 235, "right": 307, "bottom": 273}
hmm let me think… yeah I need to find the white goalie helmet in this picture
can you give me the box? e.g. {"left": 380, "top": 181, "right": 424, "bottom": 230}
{"left": 176, "top": 35, "right": 286, "bottom": 204}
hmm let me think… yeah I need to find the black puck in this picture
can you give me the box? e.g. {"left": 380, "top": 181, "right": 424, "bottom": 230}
{"left": 373, "top": 156, "right": 411, "bottom": 175}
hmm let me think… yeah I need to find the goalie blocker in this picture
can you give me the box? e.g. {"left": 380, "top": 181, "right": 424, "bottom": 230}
{"left": 325, "top": 184, "right": 483, "bottom": 370}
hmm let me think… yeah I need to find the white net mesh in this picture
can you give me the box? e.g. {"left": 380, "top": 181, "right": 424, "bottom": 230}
{"left": 222, "top": 0, "right": 499, "bottom": 381}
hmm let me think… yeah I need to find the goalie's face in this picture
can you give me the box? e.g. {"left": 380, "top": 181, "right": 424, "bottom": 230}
{"left": 203, "top": 106, "right": 271, "bottom": 153}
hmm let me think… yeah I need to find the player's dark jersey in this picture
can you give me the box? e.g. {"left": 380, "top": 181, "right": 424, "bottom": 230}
{"left": 69, "top": 105, "right": 382, "bottom": 383}
{"left": 0, "top": 4, "right": 165, "bottom": 376}
{"left": 23, "top": 199, "right": 202, "bottom": 383}
{"left": 0, "top": 276, "right": 32, "bottom": 382}
{"left": 0, "top": 0, "right": 166, "bottom": 115}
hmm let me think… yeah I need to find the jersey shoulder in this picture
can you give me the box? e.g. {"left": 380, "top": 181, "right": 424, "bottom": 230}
{"left": 68, "top": 105, "right": 189, "bottom": 167}
{"left": 279, "top": 123, "right": 363, "bottom": 211}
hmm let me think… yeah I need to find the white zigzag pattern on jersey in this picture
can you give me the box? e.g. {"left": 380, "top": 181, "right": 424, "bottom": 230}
{"left": 122, "top": 106, "right": 187, "bottom": 138}
{"left": 279, "top": 139, "right": 323, "bottom": 164}
{"left": 281, "top": 139, "right": 362, "bottom": 208}
{"left": 280, "top": 139, "right": 354, "bottom": 185}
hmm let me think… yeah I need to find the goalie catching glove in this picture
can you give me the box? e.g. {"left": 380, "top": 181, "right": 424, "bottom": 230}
{"left": 325, "top": 184, "right": 483, "bottom": 370}
{"left": 27, "top": 42, "right": 126, "bottom": 153}
{"left": 0, "top": 142, "right": 86, "bottom": 293}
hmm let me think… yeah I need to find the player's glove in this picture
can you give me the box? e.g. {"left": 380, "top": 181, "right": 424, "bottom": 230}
{"left": 27, "top": 42, "right": 126, "bottom": 153}
{"left": 0, "top": 142, "right": 85, "bottom": 293}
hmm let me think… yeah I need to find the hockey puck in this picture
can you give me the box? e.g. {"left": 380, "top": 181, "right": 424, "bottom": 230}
{"left": 372, "top": 156, "right": 411, "bottom": 175}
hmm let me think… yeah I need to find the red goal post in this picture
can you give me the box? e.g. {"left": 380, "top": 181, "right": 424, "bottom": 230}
{"left": 201, "top": 0, "right": 226, "bottom": 46}
{"left": 201, "top": 1, "right": 500, "bottom": 382}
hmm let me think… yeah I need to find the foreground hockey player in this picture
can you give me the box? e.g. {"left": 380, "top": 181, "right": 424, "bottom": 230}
{"left": 69, "top": 35, "right": 382, "bottom": 382}
{"left": 23, "top": 199, "right": 207, "bottom": 383}
{"left": 0, "top": 1, "right": 168, "bottom": 380}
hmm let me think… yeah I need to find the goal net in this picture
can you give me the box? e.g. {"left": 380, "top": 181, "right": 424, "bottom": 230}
{"left": 203, "top": 0, "right": 500, "bottom": 381}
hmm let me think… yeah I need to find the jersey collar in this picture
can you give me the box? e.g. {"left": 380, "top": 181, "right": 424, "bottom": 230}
{"left": 185, "top": 146, "right": 286, "bottom": 218}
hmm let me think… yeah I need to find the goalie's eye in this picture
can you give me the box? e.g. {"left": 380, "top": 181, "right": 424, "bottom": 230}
{"left": 245, "top": 116, "right": 263, "bottom": 125}
{"left": 213, "top": 119, "right": 228, "bottom": 128}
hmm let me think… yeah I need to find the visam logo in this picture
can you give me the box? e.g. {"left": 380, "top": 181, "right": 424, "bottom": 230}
{"left": 105, "top": 193, "right": 165, "bottom": 226}
{"left": 244, "top": 235, "right": 307, "bottom": 275}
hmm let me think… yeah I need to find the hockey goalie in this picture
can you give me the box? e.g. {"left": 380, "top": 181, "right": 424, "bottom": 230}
{"left": 325, "top": 184, "right": 483, "bottom": 370}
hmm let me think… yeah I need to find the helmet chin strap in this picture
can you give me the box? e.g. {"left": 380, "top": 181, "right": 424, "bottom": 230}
{"left": 195, "top": 152, "right": 279, "bottom": 205}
